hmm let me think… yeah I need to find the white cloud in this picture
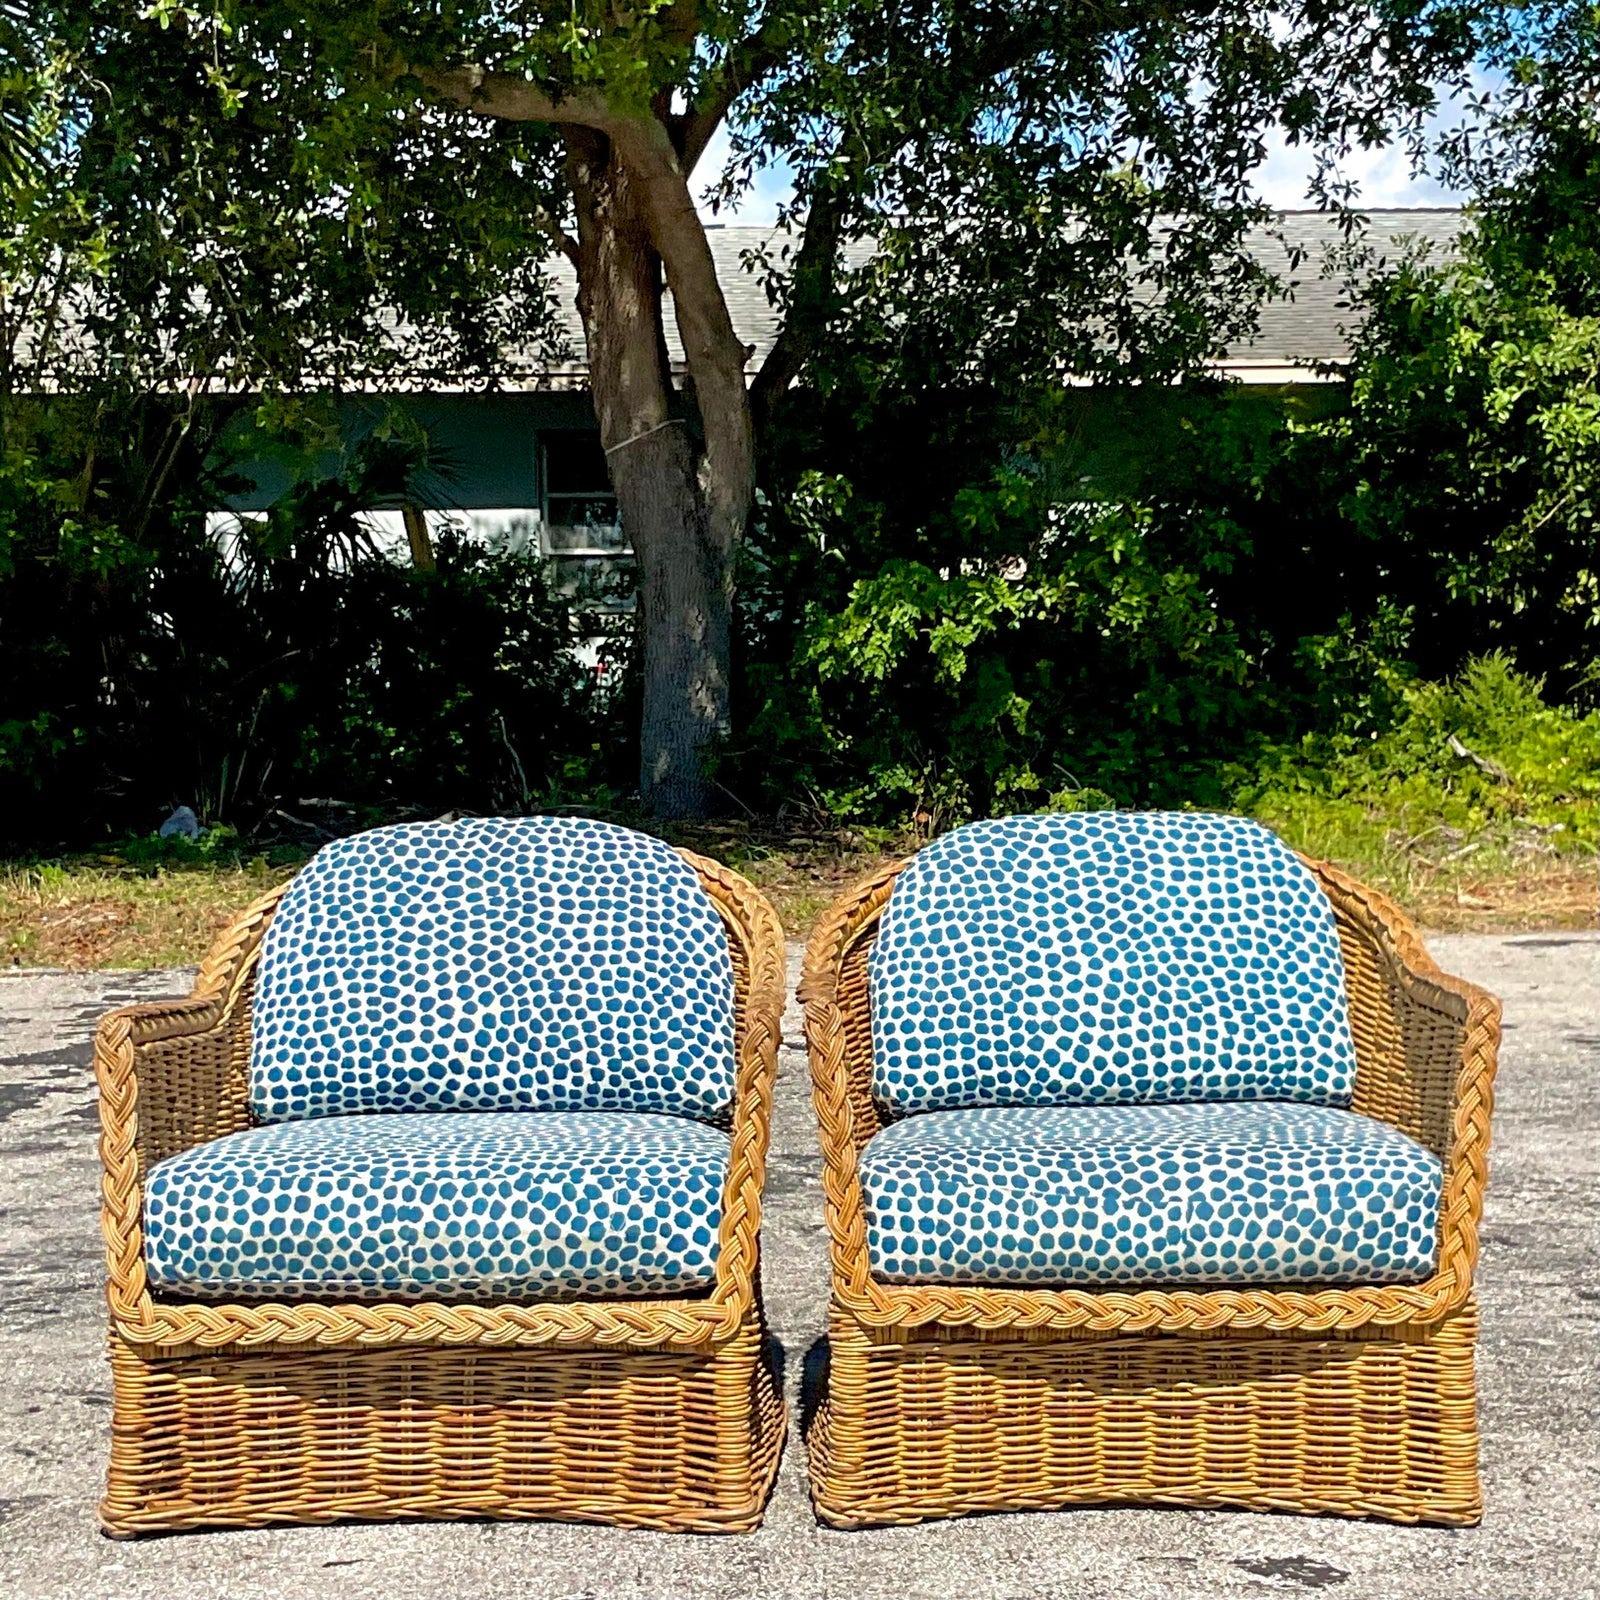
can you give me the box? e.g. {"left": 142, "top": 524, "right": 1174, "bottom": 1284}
{"left": 1251, "top": 126, "right": 1465, "bottom": 209}
{"left": 1249, "top": 65, "right": 1498, "bottom": 210}
{"left": 692, "top": 126, "right": 796, "bottom": 226}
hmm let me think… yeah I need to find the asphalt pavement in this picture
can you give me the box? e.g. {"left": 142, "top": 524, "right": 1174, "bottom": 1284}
{"left": 1, "top": 932, "right": 1596, "bottom": 1599}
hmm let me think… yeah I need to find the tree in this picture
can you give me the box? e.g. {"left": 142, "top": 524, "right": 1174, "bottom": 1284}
{"left": 1311, "top": 85, "right": 1600, "bottom": 697}
{"left": 723, "top": 5, "right": 1600, "bottom": 824}
{"left": 22, "top": 2, "right": 1506, "bottom": 815}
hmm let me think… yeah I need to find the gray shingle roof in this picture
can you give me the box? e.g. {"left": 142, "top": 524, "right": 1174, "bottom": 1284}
{"left": 425, "top": 208, "right": 1464, "bottom": 389}
{"left": 1228, "top": 209, "right": 1462, "bottom": 368}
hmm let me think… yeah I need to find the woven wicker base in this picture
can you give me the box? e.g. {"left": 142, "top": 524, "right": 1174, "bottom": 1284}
{"left": 808, "top": 1303, "right": 1481, "bottom": 1528}
{"left": 103, "top": 1316, "right": 785, "bottom": 1536}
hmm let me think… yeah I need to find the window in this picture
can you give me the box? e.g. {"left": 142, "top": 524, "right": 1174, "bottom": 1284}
{"left": 539, "top": 432, "right": 633, "bottom": 631}
{"left": 540, "top": 432, "right": 626, "bottom": 554}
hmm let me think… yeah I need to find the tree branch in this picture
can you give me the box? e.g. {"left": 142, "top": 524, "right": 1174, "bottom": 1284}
{"left": 418, "top": 64, "right": 604, "bottom": 263}
{"left": 750, "top": 162, "right": 854, "bottom": 432}
{"left": 612, "top": 117, "right": 754, "bottom": 543}
{"left": 532, "top": 205, "right": 582, "bottom": 267}
{"left": 659, "top": 0, "right": 702, "bottom": 51}
{"left": 678, "top": 9, "right": 1067, "bottom": 174}
{"left": 417, "top": 63, "right": 615, "bottom": 131}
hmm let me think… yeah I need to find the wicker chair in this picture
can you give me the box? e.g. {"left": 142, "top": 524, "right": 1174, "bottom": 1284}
{"left": 801, "top": 813, "right": 1499, "bottom": 1529}
{"left": 97, "top": 818, "right": 786, "bottom": 1536}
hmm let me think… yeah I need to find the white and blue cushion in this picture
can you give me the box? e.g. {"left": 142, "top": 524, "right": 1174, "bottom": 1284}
{"left": 859, "top": 1103, "right": 1440, "bottom": 1287}
{"left": 870, "top": 811, "right": 1358, "bottom": 1113}
{"left": 250, "top": 816, "right": 735, "bottom": 1123}
{"left": 143, "top": 1111, "right": 727, "bottom": 1301}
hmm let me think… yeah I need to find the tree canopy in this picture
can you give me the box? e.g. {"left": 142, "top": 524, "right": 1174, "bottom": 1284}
{"left": 4, "top": 0, "right": 1592, "bottom": 818}
{"left": 1328, "top": 103, "right": 1600, "bottom": 694}
{"left": 16, "top": 1, "right": 1524, "bottom": 389}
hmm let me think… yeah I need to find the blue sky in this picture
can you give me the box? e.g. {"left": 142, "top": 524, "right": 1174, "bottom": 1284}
{"left": 693, "top": 117, "right": 1467, "bottom": 225}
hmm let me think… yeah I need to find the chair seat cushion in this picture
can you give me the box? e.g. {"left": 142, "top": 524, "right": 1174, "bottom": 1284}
{"left": 144, "top": 1111, "right": 727, "bottom": 1301}
{"left": 860, "top": 1102, "right": 1440, "bottom": 1288}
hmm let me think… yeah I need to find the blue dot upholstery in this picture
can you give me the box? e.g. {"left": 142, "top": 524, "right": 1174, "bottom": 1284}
{"left": 870, "top": 812, "right": 1358, "bottom": 1114}
{"left": 249, "top": 816, "right": 735, "bottom": 1124}
{"left": 143, "top": 1111, "right": 727, "bottom": 1301}
{"left": 859, "top": 1103, "right": 1440, "bottom": 1287}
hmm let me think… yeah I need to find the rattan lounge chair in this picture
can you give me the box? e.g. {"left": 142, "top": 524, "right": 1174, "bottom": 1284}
{"left": 97, "top": 816, "right": 786, "bottom": 1535}
{"left": 801, "top": 811, "right": 1499, "bottom": 1528}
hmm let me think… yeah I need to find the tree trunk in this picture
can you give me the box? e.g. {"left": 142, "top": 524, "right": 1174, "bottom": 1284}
{"left": 565, "top": 129, "right": 749, "bottom": 820}
{"left": 415, "top": 69, "right": 760, "bottom": 820}
{"left": 613, "top": 424, "right": 731, "bottom": 819}
{"left": 401, "top": 504, "right": 436, "bottom": 572}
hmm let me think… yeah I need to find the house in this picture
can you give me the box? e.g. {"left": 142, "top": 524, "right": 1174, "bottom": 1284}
{"left": 216, "top": 209, "right": 1464, "bottom": 593}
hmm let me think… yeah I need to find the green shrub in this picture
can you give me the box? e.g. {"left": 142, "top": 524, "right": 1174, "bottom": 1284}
{"left": 1240, "top": 655, "right": 1600, "bottom": 893}
{"left": 736, "top": 114, "right": 1600, "bottom": 834}
{"left": 0, "top": 406, "right": 623, "bottom": 845}
{"left": 736, "top": 385, "right": 1403, "bottom": 826}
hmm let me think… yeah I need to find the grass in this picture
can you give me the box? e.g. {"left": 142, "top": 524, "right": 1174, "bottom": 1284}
{"left": 1242, "top": 656, "right": 1599, "bottom": 934}
{"left": 1252, "top": 803, "right": 1597, "bottom": 932}
{"left": 0, "top": 825, "right": 911, "bottom": 971}
{"left": 3, "top": 660, "right": 1593, "bottom": 970}
{"left": 0, "top": 813, "right": 1589, "bottom": 974}
{"left": 0, "top": 843, "right": 312, "bottom": 971}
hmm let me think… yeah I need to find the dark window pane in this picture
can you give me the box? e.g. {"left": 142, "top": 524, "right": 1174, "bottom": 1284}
{"left": 543, "top": 432, "right": 611, "bottom": 496}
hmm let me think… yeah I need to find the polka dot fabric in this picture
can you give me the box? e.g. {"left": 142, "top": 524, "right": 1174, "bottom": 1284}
{"left": 870, "top": 811, "right": 1358, "bottom": 1114}
{"left": 249, "top": 816, "right": 735, "bottom": 1124}
{"left": 143, "top": 1111, "right": 727, "bottom": 1301}
{"left": 860, "top": 1102, "right": 1441, "bottom": 1287}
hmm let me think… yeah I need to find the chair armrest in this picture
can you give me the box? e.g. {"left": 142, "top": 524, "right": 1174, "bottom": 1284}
{"left": 96, "top": 885, "right": 286, "bottom": 1337}
{"left": 677, "top": 852, "right": 789, "bottom": 1337}
{"left": 799, "top": 866, "right": 903, "bottom": 1311}
{"left": 1310, "top": 859, "right": 1502, "bottom": 1308}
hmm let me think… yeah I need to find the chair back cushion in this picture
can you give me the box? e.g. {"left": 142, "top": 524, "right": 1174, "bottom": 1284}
{"left": 869, "top": 811, "right": 1358, "bottom": 1113}
{"left": 250, "top": 816, "right": 735, "bottom": 1122}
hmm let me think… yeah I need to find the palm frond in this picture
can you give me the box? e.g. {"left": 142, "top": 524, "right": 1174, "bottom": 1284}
{"left": 0, "top": 0, "right": 42, "bottom": 188}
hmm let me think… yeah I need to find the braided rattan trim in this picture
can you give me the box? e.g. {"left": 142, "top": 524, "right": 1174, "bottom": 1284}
{"left": 800, "top": 853, "right": 1500, "bottom": 1336}
{"left": 98, "top": 850, "right": 785, "bottom": 1355}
